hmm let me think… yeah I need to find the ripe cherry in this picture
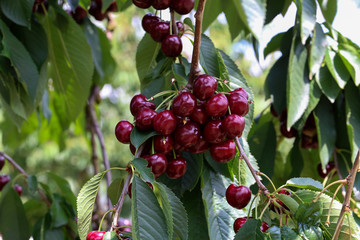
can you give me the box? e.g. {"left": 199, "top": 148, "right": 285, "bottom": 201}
{"left": 130, "top": 94, "right": 155, "bottom": 116}
{"left": 86, "top": 231, "right": 106, "bottom": 240}
{"left": 193, "top": 74, "right": 218, "bottom": 100}
{"left": 142, "top": 13, "right": 160, "bottom": 33}
{"left": 0, "top": 155, "right": 5, "bottom": 171}
{"left": 222, "top": 114, "right": 245, "bottom": 139}
{"left": 228, "top": 92, "right": 249, "bottom": 116}
{"left": 190, "top": 101, "right": 208, "bottom": 125}
{"left": 172, "top": 92, "right": 196, "bottom": 117}
{"left": 225, "top": 184, "right": 251, "bottom": 209}
{"left": 210, "top": 140, "right": 236, "bottom": 163}
{"left": 0, "top": 175, "right": 10, "bottom": 191}
{"left": 128, "top": 182, "right": 153, "bottom": 198}
{"left": 166, "top": 157, "right": 187, "bottom": 179}
{"left": 14, "top": 184, "right": 22, "bottom": 196}
{"left": 144, "top": 153, "right": 167, "bottom": 178}
{"left": 187, "top": 135, "right": 209, "bottom": 154}
{"left": 174, "top": 121, "right": 200, "bottom": 148}
{"left": 115, "top": 120, "right": 133, "bottom": 144}
{"left": 171, "top": 0, "right": 194, "bottom": 15}
{"left": 132, "top": 0, "right": 153, "bottom": 9}
{"left": 152, "top": 0, "right": 171, "bottom": 10}
{"left": 153, "top": 110, "right": 177, "bottom": 135}
{"left": 135, "top": 107, "right": 157, "bottom": 131}
{"left": 233, "top": 217, "right": 269, "bottom": 233}
{"left": 161, "top": 35, "right": 183, "bottom": 57}
{"left": 317, "top": 161, "right": 335, "bottom": 178}
{"left": 154, "top": 135, "right": 174, "bottom": 154}
{"left": 150, "top": 21, "right": 170, "bottom": 42}
{"left": 203, "top": 120, "right": 226, "bottom": 144}
{"left": 205, "top": 93, "right": 228, "bottom": 117}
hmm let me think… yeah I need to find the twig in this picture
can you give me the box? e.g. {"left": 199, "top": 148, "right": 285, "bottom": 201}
{"left": 333, "top": 147, "right": 360, "bottom": 240}
{"left": 234, "top": 137, "right": 270, "bottom": 195}
{"left": 333, "top": 151, "right": 346, "bottom": 197}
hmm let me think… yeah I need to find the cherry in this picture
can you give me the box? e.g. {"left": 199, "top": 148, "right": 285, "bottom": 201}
{"left": 190, "top": 101, "right": 208, "bottom": 125}
{"left": 154, "top": 135, "right": 174, "bottom": 154}
{"left": 115, "top": 120, "right": 133, "bottom": 144}
{"left": 152, "top": 0, "right": 171, "bottom": 10}
{"left": 135, "top": 107, "right": 158, "bottom": 131}
{"left": 166, "top": 157, "right": 187, "bottom": 179}
{"left": 229, "top": 88, "right": 248, "bottom": 100}
{"left": 161, "top": 35, "right": 183, "bottom": 57}
{"left": 153, "top": 110, "right": 177, "bottom": 135}
{"left": 317, "top": 161, "right": 335, "bottom": 178}
{"left": 187, "top": 135, "right": 209, "bottom": 154}
{"left": 130, "top": 94, "right": 155, "bottom": 116}
{"left": 144, "top": 153, "right": 167, "bottom": 178}
{"left": 0, "top": 155, "right": 5, "bottom": 171}
{"left": 142, "top": 13, "right": 161, "bottom": 33}
{"left": 203, "top": 120, "right": 226, "bottom": 144}
{"left": 88, "top": 1, "right": 106, "bottom": 21}
{"left": 132, "top": 0, "right": 153, "bottom": 9}
{"left": 193, "top": 74, "right": 218, "bottom": 100}
{"left": 233, "top": 217, "right": 269, "bottom": 233}
{"left": 210, "top": 140, "right": 236, "bottom": 163}
{"left": 128, "top": 182, "right": 153, "bottom": 198}
{"left": 150, "top": 21, "right": 170, "bottom": 42}
{"left": 172, "top": 92, "right": 196, "bottom": 117}
{"left": 225, "top": 184, "right": 251, "bottom": 209}
{"left": 171, "top": 0, "right": 194, "bottom": 15}
{"left": 86, "top": 231, "right": 106, "bottom": 240}
{"left": 70, "top": 6, "right": 87, "bottom": 24}
{"left": 176, "top": 21, "right": 185, "bottom": 36}
{"left": 222, "top": 114, "right": 245, "bottom": 139}
{"left": 228, "top": 92, "right": 249, "bottom": 116}
{"left": 174, "top": 121, "right": 200, "bottom": 148}
{"left": 205, "top": 93, "right": 228, "bottom": 117}
{"left": 14, "top": 184, "right": 22, "bottom": 196}
{"left": 0, "top": 175, "right": 10, "bottom": 191}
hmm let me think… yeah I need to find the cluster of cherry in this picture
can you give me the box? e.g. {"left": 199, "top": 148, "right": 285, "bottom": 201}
{"left": 0, "top": 156, "right": 22, "bottom": 195}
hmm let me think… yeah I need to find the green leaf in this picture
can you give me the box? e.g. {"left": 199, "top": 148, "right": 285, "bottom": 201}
{"left": 130, "top": 127, "right": 158, "bottom": 149}
{"left": 324, "top": 49, "right": 350, "bottom": 89}
{"left": 287, "top": 38, "right": 310, "bottom": 129}
{"left": 132, "top": 176, "right": 169, "bottom": 240}
{"left": 200, "top": 34, "right": 220, "bottom": 77}
{"left": 107, "top": 178, "right": 124, "bottom": 206}
{"left": 40, "top": 8, "right": 94, "bottom": 128}
{"left": 315, "top": 66, "right": 341, "bottom": 103}
{"left": 156, "top": 183, "right": 188, "bottom": 240}
{"left": 285, "top": 177, "right": 323, "bottom": 191}
{"left": 202, "top": 0, "right": 222, "bottom": 31}
{"left": 338, "top": 44, "right": 360, "bottom": 86}
{"left": 234, "top": 218, "right": 267, "bottom": 240}
{"left": 276, "top": 194, "right": 299, "bottom": 213}
{"left": 0, "top": 185, "right": 31, "bottom": 240}
{"left": 0, "top": 0, "right": 33, "bottom": 27}
{"left": 314, "top": 97, "right": 336, "bottom": 167}
{"left": 136, "top": 34, "right": 161, "bottom": 81}
{"left": 309, "top": 23, "right": 327, "bottom": 77}
{"left": 131, "top": 158, "right": 155, "bottom": 183}
{"left": 77, "top": 171, "right": 107, "bottom": 240}
{"left": 201, "top": 165, "right": 244, "bottom": 240}
{"left": 298, "top": 0, "right": 316, "bottom": 44}
{"left": 317, "top": 0, "right": 337, "bottom": 24}
{"left": 345, "top": 82, "right": 360, "bottom": 161}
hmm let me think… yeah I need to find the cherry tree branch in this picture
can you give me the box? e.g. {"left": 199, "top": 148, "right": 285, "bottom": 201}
{"left": 333, "top": 147, "right": 360, "bottom": 240}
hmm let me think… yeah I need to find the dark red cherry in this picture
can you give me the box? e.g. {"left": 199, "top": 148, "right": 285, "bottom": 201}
{"left": 161, "top": 35, "right": 183, "bottom": 57}
{"left": 154, "top": 135, "right": 174, "bottom": 154}
{"left": 142, "top": 13, "right": 160, "bottom": 33}
{"left": 210, "top": 140, "right": 236, "bottom": 163}
{"left": 193, "top": 74, "right": 218, "bottom": 100}
{"left": 150, "top": 21, "right": 170, "bottom": 42}
{"left": 144, "top": 153, "right": 167, "bottom": 178}
{"left": 135, "top": 108, "right": 157, "bottom": 131}
{"left": 153, "top": 110, "right": 177, "bottom": 135}
{"left": 86, "top": 231, "right": 106, "bottom": 240}
{"left": 14, "top": 184, "right": 22, "bottom": 196}
{"left": 132, "top": 0, "right": 153, "bottom": 9}
{"left": 152, "top": 0, "right": 171, "bottom": 10}
{"left": 115, "top": 120, "right": 134, "bottom": 144}
{"left": 225, "top": 184, "right": 251, "bottom": 209}
{"left": 317, "top": 161, "right": 335, "bottom": 178}
{"left": 222, "top": 114, "right": 245, "bottom": 139}
{"left": 203, "top": 120, "right": 226, "bottom": 144}
{"left": 229, "top": 88, "right": 248, "bottom": 100}
{"left": 166, "top": 157, "right": 187, "bottom": 179}
{"left": 130, "top": 94, "right": 156, "bottom": 116}
{"left": 172, "top": 92, "right": 196, "bottom": 117}
{"left": 70, "top": 6, "right": 87, "bottom": 24}
{"left": 228, "top": 92, "right": 249, "bottom": 116}
{"left": 190, "top": 102, "right": 208, "bottom": 125}
{"left": 171, "top": 0, "right": 194, "bottom": 15}
{"left": 176, "top": 21, "right": 185, "bottom": 36}
{"left": 174, "top": 122, "right": 200, "bottom": 148}
{"left": 187, "top": 135, "right": 209, "bottom": 154}
{"left": 128, "top": 182, "right": 153, "bottom": 198}
{"left": 205, "top": 93, "right": 228, "bottom": 117}
{"left": 0, "top": 155, "right": 5, "bottom": 171}
{"left": 0, "top": 175, "right": 10, "bottom": 191}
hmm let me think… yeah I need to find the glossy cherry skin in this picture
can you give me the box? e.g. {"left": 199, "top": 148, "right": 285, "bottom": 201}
{"left": 222, "top": 114, "right": 245, "bottom": 139}
{"left": 190, "top": 102, "right": 208, "bottom": 125}
{"left": 166, "top": 157, "right": 187, "bottom": 179}
{"left": 226, "top": 184, "right": 251, "bottom": 209}
{"left": 154, "top": 135, "right": 174, "bottom": 154}
{"left": 86, "top": 231, "right": 106, "bottom": 240}
{"left": 205, "top": 93, "right": 229, "bottom": 117}
{"left": 0, "top": 155, "right": 5, "bottom": 171}
{"left": 132, "top": 0, "right": 153, "bottom": 9}
{"left": 161, "top": 35, "right": 183, "bottom": 57}
{"left": 115, "top": 120, "right": 133, "bottom": 144}
{"left": 135, "top": 107, "right": 157, "bottom": 131}
{"left": 210, "top": 140, "right": 236, "bottom": 163}
{"left": 0, "top": 175, "right": 10, "bottom": 191}
{"left": 128, "top": 182, "right": 153, "bottom": 198}
{"left": 203, "top": 120, "right": 226, "bottom": 144}
{"left": 153, "top": 110, "right": 177, "bottom": 135}
{"left": 176, "top": 21, "right": 185, "bottom": 36}
{"left": 172, "top": 92, "right": 196, "bottom": 117}
{"left": 14, "top": 184, "right": 22, "bottom": 196}
{"left": 130, "top": 94, "right": 155, "bottom": 116}
{"left": 228, "top": 92, "right": 249, "bottom": 116}
{"left": 174, "top": 122, "right": 200, "bottom": 148}
{"left": 150, "top": 21, "right": 170, "bottom": 42}
{"left": 187, "top": 135, "right": 209, "bottom": 154}
{"left": 193, "top": 74, "right": 218, "bottom": 100}
{"left": 317, "top": 161, "right": 335, "bottom": 178}
{"left": 152, "top": 0, "right": 171, "bottom": 10}
{"left": 233, "top": 217, "right": 269, "bottom": 233}
{"left": 142, "top": 13, "right": 160, "bottom": 33}
{"left": 144, "top": 153, "right": 167, "bottom": 178}
{"left": 171, "top": 0, "right": 194, "bottom": 15}
{"left": 229, "top": 88, "right": 248, "bottom": 100}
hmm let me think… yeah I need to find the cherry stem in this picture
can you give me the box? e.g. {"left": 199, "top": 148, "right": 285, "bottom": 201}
{"left": 333, "top": 147, "right": 360, "bottom": 240}
{"left": 313, "top": 179, "right": 347, "bottom": 203}
{"left": 235, "top": 137, "right": 270, "bottom": 195}
{"left": 258, "top": 172, "right": 276, "bottom": 191}
{"left": 187, "top": 0, "right": 207, "bottom": 89}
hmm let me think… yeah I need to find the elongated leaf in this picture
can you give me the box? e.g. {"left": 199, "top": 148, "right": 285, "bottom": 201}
{"left": 339, "top": 44, "right": 360, "bottom": 86}
{"left": 131, "top": 158, "right": 155, "bottom": 183}
{"left": 77, "top": 171, "right": 107, "bottom": 240}
{"left": 132, "top": 176, "right": 169, "bottom": 240}
{"left": 315, "top": 66, "right": 340, "bottom": 103}
{"left": 200, "top": 34, "right": 220, "bottom": 77}
{"left": 345, "top": 82, "right": 360, "bottom": 161}
{"left": 234, "top": 218, "right": 267, "bottom": 240}
{"left": 309, "top": 23, "right": 327, "bottom": 77}
{"left": 285, "top": 177, "right": 323, "bottom": 191}
{"left": 130, "top": 127, "right": 158, "bottom": 149}
{"left": 324, "top": 49, "right": 349, "bottom": 89}
{"left": 317, "top": 0, "right": 337, "bottom": 24}
{"left": 0, "top": 0, "right": 33, "bottom": 27}
{"left": 298, "top": 0, "right": 316, "bottom": 44}
{"left": 136, "top": 34, "right": 161, "bottom": 81}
